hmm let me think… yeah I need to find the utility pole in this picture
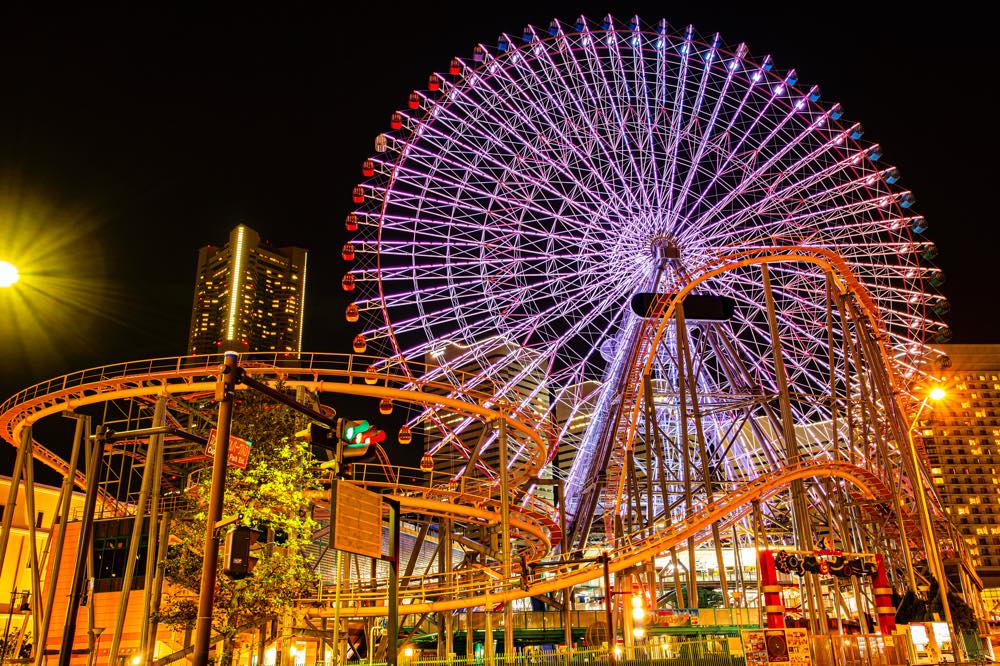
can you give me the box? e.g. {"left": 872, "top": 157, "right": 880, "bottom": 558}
{"left": 192, "top": 351, "right": 240, "bottom": 665}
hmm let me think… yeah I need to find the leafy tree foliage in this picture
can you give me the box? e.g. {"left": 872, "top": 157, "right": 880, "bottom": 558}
{"left": 156, "top": 388, "right": 323, "bottom": 660}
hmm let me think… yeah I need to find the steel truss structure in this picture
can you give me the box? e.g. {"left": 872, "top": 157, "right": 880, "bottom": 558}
{"left": 0, "top": 12, "right": 984, "bottom": 666}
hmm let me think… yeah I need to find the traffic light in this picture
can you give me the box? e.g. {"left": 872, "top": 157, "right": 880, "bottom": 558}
{"left": 337, "top": 418, "right": 370, "bottom": 443}
{"left": 360, "top": 426, "right": 386, "bottom": 445}
{"left": 224, "top": 526, "right": 256, "bottom": 579}
{"left": 295, "top": 422, "right": 336, "bottom": 449}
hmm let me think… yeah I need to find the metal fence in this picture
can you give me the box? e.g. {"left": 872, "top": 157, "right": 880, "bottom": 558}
{"left": 320, "top": 634, "right": 940, "bottom": 666}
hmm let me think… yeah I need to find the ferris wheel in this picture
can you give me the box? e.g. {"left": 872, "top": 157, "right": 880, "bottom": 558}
{"left": 342, "top": 14, "right": 946, "bottom": 494}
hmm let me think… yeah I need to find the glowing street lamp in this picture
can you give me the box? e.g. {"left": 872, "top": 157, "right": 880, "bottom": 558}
{"left": 0, "top": 261, "right": 19, "bottom": 287}
{"left": 905, "top": 384, "right": 958, "bottom": 654}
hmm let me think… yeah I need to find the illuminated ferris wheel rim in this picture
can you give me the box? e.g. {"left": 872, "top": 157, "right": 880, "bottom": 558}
{"left": 342, "top": 14, "right": 946, "bottom": 464}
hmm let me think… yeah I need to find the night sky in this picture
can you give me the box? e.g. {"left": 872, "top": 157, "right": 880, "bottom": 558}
{"left": 0, "top": 4, "right": 994, "bottom": 479}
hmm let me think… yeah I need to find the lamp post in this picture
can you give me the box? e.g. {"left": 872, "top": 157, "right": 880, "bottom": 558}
{"left": 904, "top": 387, "right": 958, "bottom": 653}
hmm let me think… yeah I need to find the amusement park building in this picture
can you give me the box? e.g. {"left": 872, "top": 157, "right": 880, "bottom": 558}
{"left": 923, "top": 345, "right": 1000, "bottom": 595}
{"left": 0, "top": 476, "right": 86, "bottom": 655}
{"left": 187, "top": 224, "right": 307, "bottom": 355}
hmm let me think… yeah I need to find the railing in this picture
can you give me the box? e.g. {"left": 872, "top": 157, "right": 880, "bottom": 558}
{"left": 303, "top": 458, "right": 901, "bottom": 617}
{"left": 318, "top": 634, "right": 919, "bottom": 666}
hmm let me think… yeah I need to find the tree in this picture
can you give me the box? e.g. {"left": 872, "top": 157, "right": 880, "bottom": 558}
{"left": 157, "top": 388, "right": 323, "bottom": 664}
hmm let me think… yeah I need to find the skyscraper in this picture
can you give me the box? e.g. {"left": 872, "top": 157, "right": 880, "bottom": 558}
{"left": 187, "top": 224, "right": 307, "bottom": 355}
{"left": 920, "top": 344, "right": 1000, "bottom": 588}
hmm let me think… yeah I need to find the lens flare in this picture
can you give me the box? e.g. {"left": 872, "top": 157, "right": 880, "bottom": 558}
{"left": 0, "top": 261, "right": 18, "bottom": 287}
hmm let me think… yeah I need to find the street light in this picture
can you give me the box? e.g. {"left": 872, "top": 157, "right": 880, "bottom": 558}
{"left": 905, "top": 386, "right": 958, "bottom": 655}
{"left": 0, "top": 261, "right": 18, "bottom": 288}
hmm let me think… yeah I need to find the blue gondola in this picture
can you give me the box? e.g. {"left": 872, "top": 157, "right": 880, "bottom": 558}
{"left": 910, "top": 216, "right": 927, "bottom": 234}
{"left": 885, "top": 167, "right": 900, "bottom": 184}
{"left": 899, "top": 192, "right": 915, "bottom": 208}
{"left": 868, "top": 144, "right": 882, "bottom": 161}
{"left": 830, "top": 103, "right": 843, "bottom": 120}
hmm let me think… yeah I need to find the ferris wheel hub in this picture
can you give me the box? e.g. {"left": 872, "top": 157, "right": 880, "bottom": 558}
{"left": 648, "top": 237, "right": 680, "bottom": 262}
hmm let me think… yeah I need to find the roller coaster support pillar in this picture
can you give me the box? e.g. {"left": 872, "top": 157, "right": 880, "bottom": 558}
{"left": 0, "top": 425, "right": 30, "bottom": 576}
{"left": 873, "top": 555, "right": 896, "bottom": 635}
{"left": 484, "top": 600, "right": 494, "bottom": 664}
{"left": 144, "top": 510, "right": 172, "bottom": 662}
{"left": 333, "top": 550, "right": 342, "bottom": 666}
{"left": 676, "top": 303, "right": 731, "bottom": 608}
{"left": 58, "top": 425, "right": 108, "bottom": 666}
{"left": 602, "top": 553, "right": 616, "bottom": 662}
{"left": 192, "top": 351, "right": 239, "bottom": 666}
{"left": 498, "top": 415, "right": 515, "bottom": 657}
{"left": 763, "top": 265, "right": 826, "bottom": 633}
{"left": 557, "top": 482, "right": 573, "bottom": 656}
{"left": 34, "top": 414, "right": 86, "bottom": 666}
{"left": 759, "top": 550, "right": 785, "bottom": 628}
{"left": 19, "top": 425, "right": 42, "bottom": 651}
{"left": 109, "top": 395, "right": 166, "bottom": 664}
{"left": 437, "top": 518, "right": 454, "bottom": 659}
{"left": 386, "top": 498, "right": 401, "bottom": 666}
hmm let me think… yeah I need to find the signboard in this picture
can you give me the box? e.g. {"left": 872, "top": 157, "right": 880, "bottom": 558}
{"left": 205, "top": 428, "right": 253, "bottom": 470}
{"left": 330, "top": 479, "right": 383, "bottom": 558}
{"left": 649, "top": 609, "right": 700, "bottom": 627}
{"left": 742, "top": 629, "right": 811, "bottom": 666}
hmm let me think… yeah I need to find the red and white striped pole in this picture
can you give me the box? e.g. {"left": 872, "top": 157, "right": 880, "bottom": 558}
{"left": 759, "top": 550, "right": 785, "bottom": 628}
{"left": 873, "top": 554, "right": 896, "bottom": 635}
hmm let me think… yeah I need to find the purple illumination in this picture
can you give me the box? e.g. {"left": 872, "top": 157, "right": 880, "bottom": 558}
{"left": 342, "top": 15, "right": 942, "bottom": 515}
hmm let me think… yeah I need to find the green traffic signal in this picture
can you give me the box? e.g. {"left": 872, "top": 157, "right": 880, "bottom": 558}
{"left": 343, "top": 419, "right": 370, "bottom": 441}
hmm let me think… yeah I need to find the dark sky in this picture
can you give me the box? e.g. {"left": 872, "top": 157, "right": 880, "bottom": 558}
{"left": 0, "top": 3, "right": 994, "bottom": 477}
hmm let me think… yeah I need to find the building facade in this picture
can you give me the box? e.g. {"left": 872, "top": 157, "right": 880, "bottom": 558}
{"left": 187, "top": 224, "right": 307, "bottom": 355}
{"left": 921, "top": 344, "right": 1000, "bottom": 588}
{"left": 0, "top": 476, "right": 86, "bottom": 657}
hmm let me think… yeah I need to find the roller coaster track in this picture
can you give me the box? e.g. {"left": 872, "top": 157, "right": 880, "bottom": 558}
{"left": 594, "top": 248, "right": 917, "bottom": 540}
{"left": 306, "top": 458, "right": 890, "bottom": 618}
{"left": 0, "top": 353, "right": 553, "bottom": 490}
{"left": 0, "top": 353, "right": 562, "bottom": 563}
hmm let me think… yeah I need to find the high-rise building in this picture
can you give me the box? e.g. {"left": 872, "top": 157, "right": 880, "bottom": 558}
{"left": 920, "top": 344, "right": 1000, "bottom": 588}
{"left": 187, "top": 224, "right": 307, "bottom": 355}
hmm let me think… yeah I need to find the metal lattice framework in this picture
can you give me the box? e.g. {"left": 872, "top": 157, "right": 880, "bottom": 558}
{"left": 343, "top": 14, "right": 947, "bottom": 538}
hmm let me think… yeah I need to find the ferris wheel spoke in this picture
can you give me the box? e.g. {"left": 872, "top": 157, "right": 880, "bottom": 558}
{"left": 383, "top": 151, "right": 615, "bottom": 239}
{"left": 421, "top": 83, "right": 626, "bottom": 226}
{"left": 684, "top": 92, "right": 830, "bottom": 241}
{"left": 536, "top": 28, "right": 646, "bottom": 213}
{"left": 697, "top": 131, "right": 882, "bottom": 239}
{"left": 479, "top": 39, "right": 637, "bottom": 218}
{"left": 586, "top": 17, "right": 657, "bottom": 213}
{"left": 669, "top": 38, "right": 744, "bottom": 230}
{"left": 661, "top": 25, "right": 697, "bottom": 220}
{"left": 671, "top": 59, "right": 788, "bottom": 235}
